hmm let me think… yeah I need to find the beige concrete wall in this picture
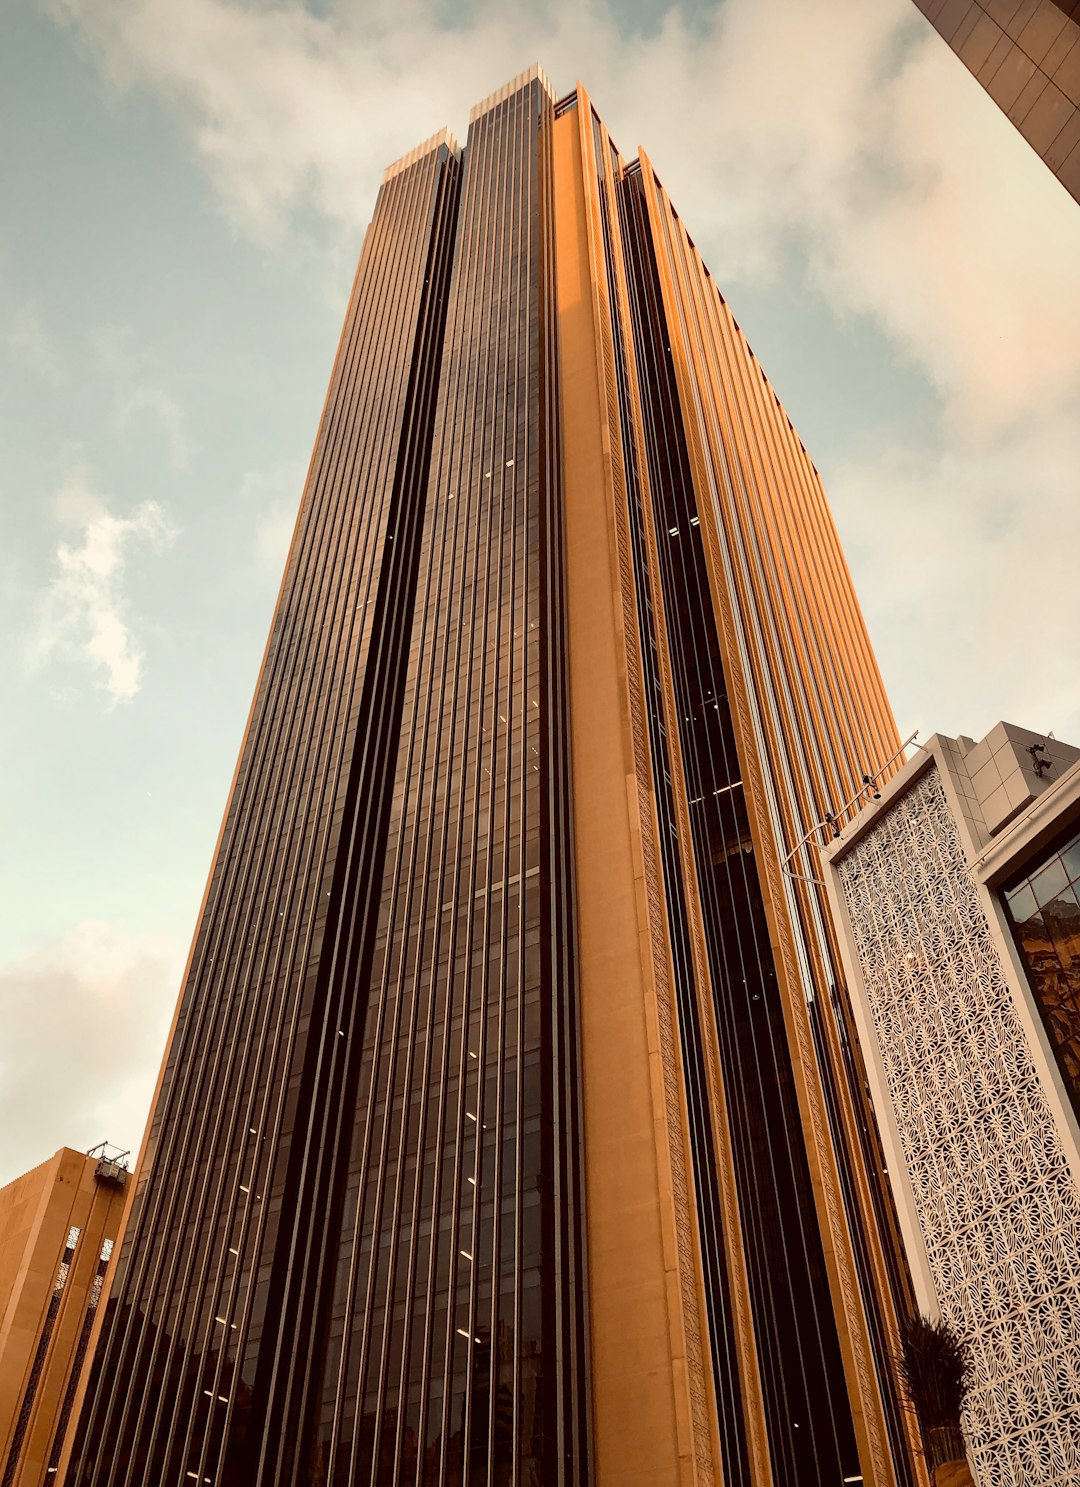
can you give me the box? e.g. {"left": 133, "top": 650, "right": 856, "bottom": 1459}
{"left": 0, "top": 1150, "right": 127, "bottom": 1485}
{"left": 823, "top": 725, "right": 1080, "bottom": 1486}
{"left": 915, "top": 0, "right": 1080, "bottom": 201}
{"left": 958, "top": 720, "right": 1079, "bottom": 837}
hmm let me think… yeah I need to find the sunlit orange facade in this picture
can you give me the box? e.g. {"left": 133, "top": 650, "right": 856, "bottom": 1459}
{"left": 0, "top": 1150, "right": 126, "bottom": 1487}
{"left": 67, "top": 71, "right": 920, "bottom": 1487}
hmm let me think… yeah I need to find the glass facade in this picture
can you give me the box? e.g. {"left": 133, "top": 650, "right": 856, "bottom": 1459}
{"left": 615, "top": 159, "right": 859, "bottom": 1486}
{"left": 306, "top": 76, "right": 585, "bottom": 1486}
{"left": 70, "top": 130, "right": 476, "bottom": 1486}
{"left": 68, "top": 70, "right": 915, "bottom": 1487}
{"left": 1003, "top": 823, "right": 1080, "bottom": 1118}
{"left": 69, "top": 75, "right": 586, "bottom": 1487}
{"left": 559, "top": 92, "right": 913, "bottom": 1486}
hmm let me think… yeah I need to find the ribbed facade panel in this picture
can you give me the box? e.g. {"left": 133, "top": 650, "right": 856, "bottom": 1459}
{"left": 613, "top": 159, "right": 861, "bottom": 1485}
{"left": 634, "top": 157, "right": 916, "bottom": 1484}
{"left": 68, "top": 137, "right": 463, "bottom": 1485}
{"left": 306, "top": 71, "right": 585, "bottom": 1487}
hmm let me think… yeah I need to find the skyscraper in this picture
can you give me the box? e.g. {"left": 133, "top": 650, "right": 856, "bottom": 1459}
{"left": 67, "top": 70, "right": 919, "bottom": 1487}
{"left": 912, "top": 0, "right": 1080, "bottom": 204}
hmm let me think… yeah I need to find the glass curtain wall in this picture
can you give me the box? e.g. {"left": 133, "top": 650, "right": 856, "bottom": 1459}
{"left": 68, "top": 137, "right": 465, "bottom": 1487}
{"left": 614, "top": 158, "right": 860, "bottom": 1487}
{"left": 307, "top": 74, "right": 586, "bottom": 1487}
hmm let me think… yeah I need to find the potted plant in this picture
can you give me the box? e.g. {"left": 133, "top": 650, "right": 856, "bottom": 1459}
{"left": 896, "top": 1312, "right": 976, "bottom": 1486}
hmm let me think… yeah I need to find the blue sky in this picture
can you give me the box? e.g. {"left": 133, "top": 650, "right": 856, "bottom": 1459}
{"left": 2, "top": 0, "right": 1079, "bottom": 1184}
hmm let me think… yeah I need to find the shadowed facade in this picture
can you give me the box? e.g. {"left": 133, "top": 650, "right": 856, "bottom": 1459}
{"left": 913, "top": 0, "right": 1080, "bottom": 204}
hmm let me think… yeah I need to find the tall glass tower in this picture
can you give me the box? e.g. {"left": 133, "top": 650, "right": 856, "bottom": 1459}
{"left": 67, "top": 70, "right": 919, "bottom": 1487}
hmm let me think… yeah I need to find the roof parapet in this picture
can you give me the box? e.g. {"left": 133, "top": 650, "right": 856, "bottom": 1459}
{"left": 469, "top": 64, "right": 556, "bottom": 122}
{"left": 381, "top": 127, "right": 461, "bottom": 184}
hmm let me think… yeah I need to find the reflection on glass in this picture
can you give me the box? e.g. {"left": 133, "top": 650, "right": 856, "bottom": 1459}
{"left": 1004, "top": 824, "right": 1080, "bottom": 1120}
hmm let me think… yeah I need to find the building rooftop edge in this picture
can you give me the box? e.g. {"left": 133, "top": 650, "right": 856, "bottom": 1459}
{"left": 970, "top": 747, "right": 1080, "bottom": 882}
{"left": 0, "top": 1145, "right": 104, "bottom": 1194}
{"left": 469, "top": 64, "right": 556, "bottom": 121}
{"left": 382, "top": 64, "right": 558, "bottom": 181}
{"left": 821, "top": 719, "right": 1080, "bottom": 870}
{"left": 820, "top": 734, "right": 939, "bottom": 864}
{"left": 381, "top": 127, "right": 461, "bottom": 183}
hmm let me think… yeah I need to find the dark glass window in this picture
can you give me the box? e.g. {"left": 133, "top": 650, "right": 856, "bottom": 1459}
{"left": 1003, "top": 822, "right": 1080, "bottom": 1117}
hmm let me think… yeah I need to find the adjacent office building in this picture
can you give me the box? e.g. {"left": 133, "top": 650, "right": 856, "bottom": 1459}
{"left": 825, "top": 722, "right": 1080, "bottom": 1487}
{"left": 67, "top": 71, "right": 922, "bottom": 1486}
{"left": 0, "top": 1147, "right": 126, "bottom": 1486}
{"left": 912, "top": 0, "right": 1080, "bottom": 203}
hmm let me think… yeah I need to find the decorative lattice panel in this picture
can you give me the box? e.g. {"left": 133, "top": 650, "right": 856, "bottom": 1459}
{"left": 837, "top": 766, "right": 1080, "bottom": 1487}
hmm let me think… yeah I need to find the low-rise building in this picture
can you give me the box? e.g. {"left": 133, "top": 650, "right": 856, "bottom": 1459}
{"left": 823, "top": 722, "right": 1080, "bottom": 1487}
{"left": 0, "top": 1147, "right": 128, "bottom": 1484}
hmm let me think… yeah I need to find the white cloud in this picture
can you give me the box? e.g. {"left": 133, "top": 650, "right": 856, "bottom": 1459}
{"left": 119, "top": 385, "right": 190, "bottom": 470}
{"left": 96, "top": 326, "right": 191, "bottom": 469}
{"left": 30, "top": 470, "right": 177, "bottom": 702}
{"left": 8, "top": 301, "right": 65, "bottom": 384}
{"left": 238, "top": 462, "right": 304, "bottom": 578}
{"left": 0, "top": 921, "right": 179, "bottom": 1188}
{"left": 831, "top": 409, "right": 1080, "bottom": 748}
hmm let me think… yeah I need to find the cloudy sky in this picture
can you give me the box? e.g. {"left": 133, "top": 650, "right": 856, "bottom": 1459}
{"left": 2, "top": 0, "right": 1078, "bottom": 1187}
